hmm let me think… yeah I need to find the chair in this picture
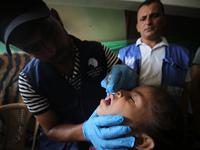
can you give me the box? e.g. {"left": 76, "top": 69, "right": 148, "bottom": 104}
{"left": 31, "top": 119, "right": 39, "bottom": 150}
{"left": 0, "top": 103, "right": 32, "bottom": 150}
{"left": 0, "top": 52, "right": 33, "bottom": 105}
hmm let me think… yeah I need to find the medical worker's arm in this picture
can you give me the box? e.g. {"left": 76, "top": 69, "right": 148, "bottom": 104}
{"left": 35, "top": 108, "right": 135, "bottom": 149}
{"left": 190, "top": 64, "right": 200, "bottom": 136}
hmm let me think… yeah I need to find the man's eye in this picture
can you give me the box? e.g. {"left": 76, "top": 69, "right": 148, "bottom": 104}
{"left": 129, "top": 96, "right": 135, "bottom": 103}
{"left": 140, "top": 18, "right": 145, "bottom": 21}
{"left": 139, "top": 16, "right": 146, "bottom": 21}
{"left": 151, "top": 13, "right": 160, "bottom": 18}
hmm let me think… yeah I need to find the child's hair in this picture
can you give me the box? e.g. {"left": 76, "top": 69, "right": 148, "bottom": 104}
{"left": 134, "top": 85, "right": 184, "bottom": 150}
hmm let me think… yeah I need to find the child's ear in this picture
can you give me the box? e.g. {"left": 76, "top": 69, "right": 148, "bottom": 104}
{"left": 134, "top": 133, "right": 155, "bottom": 150}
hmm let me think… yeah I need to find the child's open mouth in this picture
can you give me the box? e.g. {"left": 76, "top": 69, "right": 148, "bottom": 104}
{"left": 100, "top": 94, "right": 114, "bottom": 106}
{"left": 106, "top": 97, "right": 111, "bottom": 105}
{"left": 105, "top": 94, "right": 114, "bottom": 105}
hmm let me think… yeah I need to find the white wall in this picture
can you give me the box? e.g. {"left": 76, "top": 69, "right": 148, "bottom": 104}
{"left": 44, "top": 0, "right": 200, "bottom": 19}
{"left": 47, "top": 4, "right": 126, "bottom": 42}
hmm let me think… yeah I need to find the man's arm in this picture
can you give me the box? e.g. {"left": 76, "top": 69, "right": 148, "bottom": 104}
{"left": 34, "top": 110, "right": 86, "bottom": 142}
{"left": 19, "top": 72, "right": 85, "bottom": 142}
{"left": 190, "top": 64, "right": 200, "bottom": 135}
{"left": 35, "top": 108, "right": 135, "bottom": 150}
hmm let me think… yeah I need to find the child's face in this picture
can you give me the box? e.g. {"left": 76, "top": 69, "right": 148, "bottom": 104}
{"left": 97, "top": 86, "right": 154, "bottom": 127}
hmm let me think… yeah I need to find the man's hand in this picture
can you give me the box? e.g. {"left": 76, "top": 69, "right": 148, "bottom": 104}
{"left": 83, "top": 109, "right": 135, "bottom": 150}
{"left": 101, "top": 64, "right": 137, "bottom": 94}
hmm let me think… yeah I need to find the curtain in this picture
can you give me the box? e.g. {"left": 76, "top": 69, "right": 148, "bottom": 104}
{"left": 124, "top": 10, "right": 140, "bottom": 40}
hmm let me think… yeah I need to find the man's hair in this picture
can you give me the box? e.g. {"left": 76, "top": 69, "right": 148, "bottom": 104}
{"left": 0, "top": 0, "right": 50, "bottom": 56}
{"left": 137, "top": 0, "right": 165, "bottom": 16}
{"left": 134, "top": 86, "right": 184, "bottom": 150}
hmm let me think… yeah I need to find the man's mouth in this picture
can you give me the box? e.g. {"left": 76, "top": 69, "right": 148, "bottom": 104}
{"left": 145, "top": 27, "right": 154, "bottom": 31}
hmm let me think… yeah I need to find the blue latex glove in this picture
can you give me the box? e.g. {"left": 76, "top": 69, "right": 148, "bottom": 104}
{"left": 101, "top": 64, "right": 137, "bottom": 94}
{"left": 83, "top": 109, "right": 135, "bottom": 150}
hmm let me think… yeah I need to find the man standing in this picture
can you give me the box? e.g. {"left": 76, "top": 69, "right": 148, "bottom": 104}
{"left": 189, "top": 47, "right": 200, "bottom": 149}
{"left": 119, "top": 0, "right": 189, "bottom": 105}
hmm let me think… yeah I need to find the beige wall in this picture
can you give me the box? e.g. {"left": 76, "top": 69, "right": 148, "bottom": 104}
{"left": 47, "top": 4, "right": 126, "bottom": 42}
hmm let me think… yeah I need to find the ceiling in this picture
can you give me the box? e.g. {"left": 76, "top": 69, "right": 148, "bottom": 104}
{"left": 44, "top": 0, "right": 200, "bottom": 18}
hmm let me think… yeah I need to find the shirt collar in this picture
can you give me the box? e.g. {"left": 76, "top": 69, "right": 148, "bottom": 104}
{"left": 136, "top": 36, "right": 169, "bottom": 47}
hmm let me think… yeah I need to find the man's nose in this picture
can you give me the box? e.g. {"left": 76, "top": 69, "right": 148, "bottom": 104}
{"left": 145, "top": 16, "right": 152, "bottom": 25}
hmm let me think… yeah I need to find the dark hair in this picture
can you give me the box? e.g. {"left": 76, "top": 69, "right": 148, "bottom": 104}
{"left": 0, "top": 0, "right": 41, "bottom": 42}
{"left": 0, "top": 0, "right": 38, "bottom": 42}
{"left": 135, "top": 86, "right": 184, "bottom": 150}
{"left": 0, "top": 0, "right": 50, "bottom": 56}
{"left": 137, "top": 0, "right": 165, "bottom": 16}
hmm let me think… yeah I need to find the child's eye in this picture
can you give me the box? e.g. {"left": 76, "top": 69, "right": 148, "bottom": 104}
{"left": 129, "top": 96, "right": 135, "bottom": 103}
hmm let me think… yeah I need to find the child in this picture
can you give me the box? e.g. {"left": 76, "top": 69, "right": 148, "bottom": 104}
{"left": 96, "top": 85, "right": 184, "bottom": 150}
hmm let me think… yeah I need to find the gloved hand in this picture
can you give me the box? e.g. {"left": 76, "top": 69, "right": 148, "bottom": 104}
{"left": 83, "top": 109, "right": 135, "bottom": 150}
{"left": 101, "top": 64, "right": 137, "bottom": 94}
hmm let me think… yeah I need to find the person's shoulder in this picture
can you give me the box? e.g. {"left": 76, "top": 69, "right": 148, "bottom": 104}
{"left": 119, "top": 43, "right": 137, "bottom": 51}
{"left": 76, "top": 37, "right": 102, "bottom": 48}
{"left": 168, "top": 43, "right": 187, "bottom": 49}
{"left": 168, "top": 43, "right": 189, "bottom": 53}
{"left": 118, "top": 43, "right": 139, "bottom": 59}
{"left": 196, "top": 46, "right": 200, "bottom": 54}
{"left": 72, "top": 35, "right": 101, "bottom": 45}
{"left": 23, "top": 58, "right": 44, "bottom": 72}
{"left": 27, "top": 57, "right": 42, "bottom": 66}
{"left": 85, "top": 40, "right": 102, "bottom": 46}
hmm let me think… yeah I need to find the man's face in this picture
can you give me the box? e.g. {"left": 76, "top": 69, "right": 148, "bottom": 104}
{"left": 97, "top": 86, "right": 153, "bottom": 127}
{"left": 136, "top": 2, "right": 166, "bottom": 41}
{"left": 10, "top": 15, "right": 72, "bottom": 65}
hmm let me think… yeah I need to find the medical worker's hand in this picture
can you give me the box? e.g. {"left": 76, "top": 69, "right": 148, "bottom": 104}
{"left": 83, "top": 109, "right": 135, "bottom": 150}
{"left": 101, "top": 64, "right": 137, "bottom": 94}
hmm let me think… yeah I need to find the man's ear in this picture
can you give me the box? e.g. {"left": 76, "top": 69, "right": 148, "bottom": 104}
{"left": 50, "top": 8, "right": 64, "bottom": 27}
{"left": 136, "top": 24, "right": 140, "bottom": 32}
{"left": 134, "top": 133, "right": 155, "bottom": 150}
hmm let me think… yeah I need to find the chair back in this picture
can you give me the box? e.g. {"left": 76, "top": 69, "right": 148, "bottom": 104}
{"left": 0, "top": 52, "right": 33, "bottom": 105}
{"left": 0, "top": 103, "right": 31, "bottom": 150}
